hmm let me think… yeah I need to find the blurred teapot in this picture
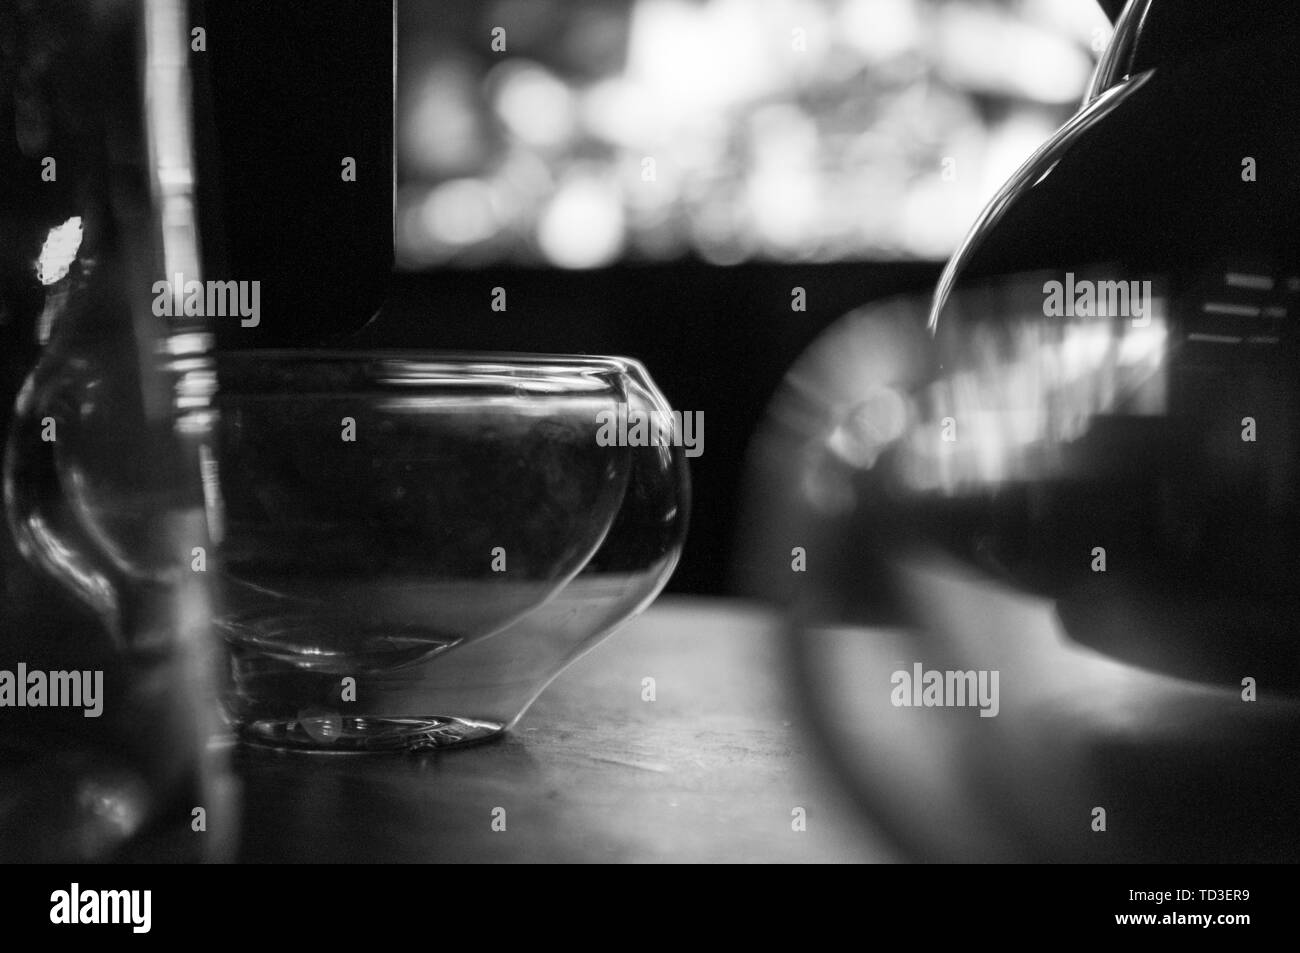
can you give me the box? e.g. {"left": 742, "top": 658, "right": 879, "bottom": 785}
{"left": 738, "top": 0, "right": 1300, "bottom": 861}
{"left": 910, "top": 0, "right": 1300, "bottom": 689}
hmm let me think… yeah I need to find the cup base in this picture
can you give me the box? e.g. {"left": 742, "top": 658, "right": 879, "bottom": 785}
{"left": 235, "top": 714, "right": 506, "bottom": 752}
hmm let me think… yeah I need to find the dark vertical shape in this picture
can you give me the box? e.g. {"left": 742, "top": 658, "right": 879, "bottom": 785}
{"left": 194, "top": 0, "right": 395, "bottom": 347}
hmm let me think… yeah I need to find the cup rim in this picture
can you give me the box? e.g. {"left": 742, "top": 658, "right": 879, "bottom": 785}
{"left": 216, "top": 349, "right": 638, "bottom": 370}
{"left": 209, "top": 350, "right": 656, "bottom": 397}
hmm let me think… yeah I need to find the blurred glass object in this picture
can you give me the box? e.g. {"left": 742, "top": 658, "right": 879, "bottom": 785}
{"left": 0, "top": 0, "right": 233, "bottom": 861}
{"left": 737, "top": 0, "right": 1300, "bottom": 861}
{"left": 395, "top": 0, "right": 1109, "bottom": 268}
{"left": 214, "top": 353, "right": 688, "bottom": 751}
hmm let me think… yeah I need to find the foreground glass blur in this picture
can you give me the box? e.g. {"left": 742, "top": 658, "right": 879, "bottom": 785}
{"left": 738, "top": 0, "right": 1300, "bottom": 861}
{"left": 0, "top": 0, "right": 232, "bottom": 862}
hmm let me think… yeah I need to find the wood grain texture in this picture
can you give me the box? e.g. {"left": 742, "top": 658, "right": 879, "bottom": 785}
{"left": 233, "top": 596, "right": 895, "bottom": 863}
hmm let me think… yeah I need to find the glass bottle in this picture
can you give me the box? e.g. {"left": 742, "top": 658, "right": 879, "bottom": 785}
{"left": 0, "top": 0, "right": 233, "bottom": 862}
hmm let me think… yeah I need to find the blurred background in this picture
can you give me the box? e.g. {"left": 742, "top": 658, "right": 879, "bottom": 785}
{"left": 371, "top": 0, "right": 1112, "bottom": 593}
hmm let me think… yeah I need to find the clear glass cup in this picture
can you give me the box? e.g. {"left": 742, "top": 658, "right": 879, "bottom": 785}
{"left": 214, "top": 351, "right": 689, "bottom": 751}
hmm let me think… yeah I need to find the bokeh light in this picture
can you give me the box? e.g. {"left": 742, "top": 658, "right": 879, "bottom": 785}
{"left": 397, "top": 0, "right": 1109, "bottom": 269}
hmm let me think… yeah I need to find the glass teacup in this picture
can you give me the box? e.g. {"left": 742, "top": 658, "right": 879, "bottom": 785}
{"left": 214, "top": 352, "right": 689, "bottom": 751}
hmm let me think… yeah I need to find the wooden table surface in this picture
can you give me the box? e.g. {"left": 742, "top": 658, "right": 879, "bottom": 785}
{"left": 233, "top": 596, "right": 895, "bottom": 863}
